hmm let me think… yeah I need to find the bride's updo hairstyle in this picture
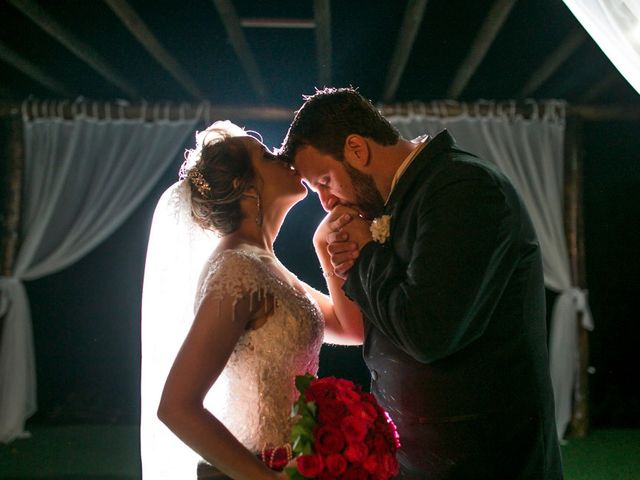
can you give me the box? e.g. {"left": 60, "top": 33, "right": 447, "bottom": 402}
{"left": 181, "top": 121, "right": 255, "bottom": 236}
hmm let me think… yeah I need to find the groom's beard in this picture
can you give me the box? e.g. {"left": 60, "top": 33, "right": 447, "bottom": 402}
{"left": 343, "top": 161, "right": 385, "bottom": 220}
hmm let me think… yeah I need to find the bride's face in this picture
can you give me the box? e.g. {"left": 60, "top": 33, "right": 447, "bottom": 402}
{"left": 241, "top": 136, "right": 307, "bottom": 203}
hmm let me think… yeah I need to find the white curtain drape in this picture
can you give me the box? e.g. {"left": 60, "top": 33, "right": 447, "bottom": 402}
{"left": 0, "top": 106, "right": 198, "bottom": 443}
{"left": 563, "top": 0, "right": 640, "bottom": 95}
{"left": 387, "top": 101, "right": 593, "bottom": 439}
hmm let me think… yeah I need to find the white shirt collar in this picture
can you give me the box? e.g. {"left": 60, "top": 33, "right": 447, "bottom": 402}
{"left": 386, "top": 134, "right": 430, "bottom": 204}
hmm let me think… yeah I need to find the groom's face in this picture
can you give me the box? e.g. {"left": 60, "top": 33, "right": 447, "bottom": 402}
{"left": 294, "top": 145, "right": 384, "bottom": 219}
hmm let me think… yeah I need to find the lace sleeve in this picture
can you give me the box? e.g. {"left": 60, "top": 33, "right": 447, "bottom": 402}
{"left": 194, "top": 250, "right": 271, "bottom": 319}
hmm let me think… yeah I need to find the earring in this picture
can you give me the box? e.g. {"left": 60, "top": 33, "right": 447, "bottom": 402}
{"left": 255, "top": 193, "right": 263, "bottom": 226}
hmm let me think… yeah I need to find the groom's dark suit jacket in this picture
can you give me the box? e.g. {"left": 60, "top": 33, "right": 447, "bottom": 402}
{"left": 344, "top": 130, "right": 563, "bottom": 479}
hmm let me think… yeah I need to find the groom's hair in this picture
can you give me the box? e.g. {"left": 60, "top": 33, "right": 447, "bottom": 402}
{"left": 279, "top": 87, "right": 399, "bottom": 162}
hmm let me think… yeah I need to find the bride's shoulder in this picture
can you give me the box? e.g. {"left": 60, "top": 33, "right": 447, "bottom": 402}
{"left": 197, "top": 245, "right": 270, "bottom": 296}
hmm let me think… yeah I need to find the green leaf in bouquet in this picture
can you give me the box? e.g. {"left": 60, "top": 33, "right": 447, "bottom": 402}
{"left": 306, "top": 401, "right": 317, "bottom": 417}
{"left": 301, "top": 441, "right": 313, "bottom": 455}
{"left": 291, "top": 424, "right": 304, "bottom": 439}
{"left": 291, "top": 424, "right": 313, "bottom": 442}
{"left": 297, "top": 415, "right": 316, "bottom": 430}
{"left": 291, "top": 434, "right": 312, "bottom": 455}
{"left": 295, "top": 373, "right": 315, "bottom": 394}
{"left": 291, "top": 434, "right": 303, "bottom": 453}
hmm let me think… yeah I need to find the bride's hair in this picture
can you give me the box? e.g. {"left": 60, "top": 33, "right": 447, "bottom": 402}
{"left": 182, "top": 121, "right": 254, "bottom": 235}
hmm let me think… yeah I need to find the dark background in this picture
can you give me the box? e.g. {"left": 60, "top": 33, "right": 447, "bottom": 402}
{"left": 0, "top": 0, "right": 637, "bottom": 430}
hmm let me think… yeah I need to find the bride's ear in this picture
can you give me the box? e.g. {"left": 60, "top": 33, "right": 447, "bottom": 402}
{"left": 233, "top": 178, "right": 256, "bottom": 196}
{"left": 241, "top": 183, "right": 259, "bottom": 200}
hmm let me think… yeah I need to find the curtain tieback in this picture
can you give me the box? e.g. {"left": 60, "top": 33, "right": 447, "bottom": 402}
{"left": 0, "top": 276, "right": 23, "bottom": 317}
{"left": 561, "top": 287, "right": 594, "bottom": 331}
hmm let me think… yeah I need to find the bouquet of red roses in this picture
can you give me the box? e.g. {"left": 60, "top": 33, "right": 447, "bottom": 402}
{"left": 286, "top": 374, "right": 401, "bottom": 479}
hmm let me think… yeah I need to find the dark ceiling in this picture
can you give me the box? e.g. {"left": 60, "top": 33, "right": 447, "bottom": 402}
{"left": 0, "top": 0, "right": 638, "bottom": 109}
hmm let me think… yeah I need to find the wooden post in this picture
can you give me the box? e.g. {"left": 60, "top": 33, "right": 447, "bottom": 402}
{"left": 564, "top": 115, "right": 590, "bottom": 437}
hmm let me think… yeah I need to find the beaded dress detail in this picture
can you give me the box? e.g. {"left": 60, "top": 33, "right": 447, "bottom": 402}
{"left": 194, "top": 245, "right": 324, "bottom": 452}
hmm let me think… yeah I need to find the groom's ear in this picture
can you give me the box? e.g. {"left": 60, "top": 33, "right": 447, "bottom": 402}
{"left": 343, "top": 134, "right": 371, "bottom": 168}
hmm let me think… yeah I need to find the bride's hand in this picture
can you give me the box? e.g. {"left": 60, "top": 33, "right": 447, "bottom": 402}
{"left": 313, "top": 205, "right": 358, "bottom": 249}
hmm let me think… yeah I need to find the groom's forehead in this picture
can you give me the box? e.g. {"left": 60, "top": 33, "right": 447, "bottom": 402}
{"left": 295, "top": 145, "right": 337, "bottom": 167}
{"left": 294, "top": 147, "right": 335, "bottom": 180}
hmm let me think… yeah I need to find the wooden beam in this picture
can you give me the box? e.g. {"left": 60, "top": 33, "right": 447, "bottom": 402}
{"left": 0, "top": 41, "right": 74, "bottom": 96}
{"left": 447, "top": 0, "right": 517, "bottom": 99}
{"left": 8, "top": 0, "right": 139, "bottom": 98}
{"left": 382, "top": 0, "right": 429, "bottom": 102}
{"left": 580, "top": 71, "right": 622, "bottom": 103}
{"left": 519, "top": 29, "right": 587, "bottom": 98}
{"left": 104, "top": 0, "right": 204, "bottom": 100}
{"left": 211, "top": 0, "right": 268, "bottom": 100}
{"left": 568, "top": 104, "right": 640, "bottom": 121}
{"left": 241, "top": 18, "right": 315, "bottom": 29}
{"left": 314, "top": 0, "right": 332, "bottom": 86}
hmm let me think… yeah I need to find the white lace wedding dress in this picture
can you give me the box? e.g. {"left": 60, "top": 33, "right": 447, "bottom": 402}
{"left": 196, "top": 244, "right": 325, "bottom": 453}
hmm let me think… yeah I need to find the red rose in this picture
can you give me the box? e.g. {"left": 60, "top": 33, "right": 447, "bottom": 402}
{"left": 348, "top": 401, "right": 378, "bottom": 424}
{"left": 341, "top": 465, "right": 370, "bottom": 480}
{"left": 381, "top": 453, "right": 400, "bottom": 477}
{"left": 324, "top": 453, "right": 348, "bottom": 476}
{"left": 361, "top": 392, "right": 377, "bottom": 404}
{"left": 362, "top": 454, "right": 380, "bottom": 474}
{"left": 336, "top": 387, "right": 361, "bottom": 405}
{"left": 335, "top": 378, "right": 356, "bottom": 392}
{"left": 305, "top": 377, "right": 338, "bottom": 402}
{"left": 314, "top": 424, "right": 346, "bottom": 455}
{"left": 297, "top": 454, "right": 324, "bottom": 477}
{"left": 344, "top": 442, "right": 369, "bottom": 464}
{"left": 318, "top": 398, "right": 348, "bottom": 424}
{"left": 370, "top": 432, "right": 389, "bottom": 454}
{"left": 341, "top": 415, "right": 368, "bottom": 442}
{"left": 380, "top": 412, "right": 401, "bottom": 449}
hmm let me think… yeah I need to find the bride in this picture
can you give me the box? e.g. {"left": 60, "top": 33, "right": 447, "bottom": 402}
{"left": 142, "top": 121, "right": 364, "bottom": 479}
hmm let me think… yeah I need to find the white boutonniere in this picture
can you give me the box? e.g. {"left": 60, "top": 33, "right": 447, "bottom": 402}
{"left": 370, "top": 215, "right": 392, "bottom": 244}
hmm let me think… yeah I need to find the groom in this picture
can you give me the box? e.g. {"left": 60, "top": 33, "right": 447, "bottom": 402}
{"left": 280, "top": 87, "right": 563, "bottom": 479}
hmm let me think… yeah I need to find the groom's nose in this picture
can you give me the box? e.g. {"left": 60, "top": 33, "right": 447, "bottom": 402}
{"left": 318, "top": 189, "right": 338, "bottom": 212}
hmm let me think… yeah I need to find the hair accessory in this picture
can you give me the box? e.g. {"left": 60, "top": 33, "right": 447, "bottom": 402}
{"left": 187, "top": 168, "right": 211, "bottom": 197}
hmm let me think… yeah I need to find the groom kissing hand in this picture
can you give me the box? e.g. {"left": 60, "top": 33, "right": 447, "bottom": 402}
{"left": 281, "top": 87, "right": 563, "bottom": 480}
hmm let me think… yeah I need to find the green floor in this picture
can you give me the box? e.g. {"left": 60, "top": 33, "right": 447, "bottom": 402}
{"left": 0, "top": 425, "right": 141, "bottom": 480}
{"left": 560, "top": 429, "right": 640, "bottom": 480}
{"left": 1, "top": 427, "right": 639, "bottom": 479}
